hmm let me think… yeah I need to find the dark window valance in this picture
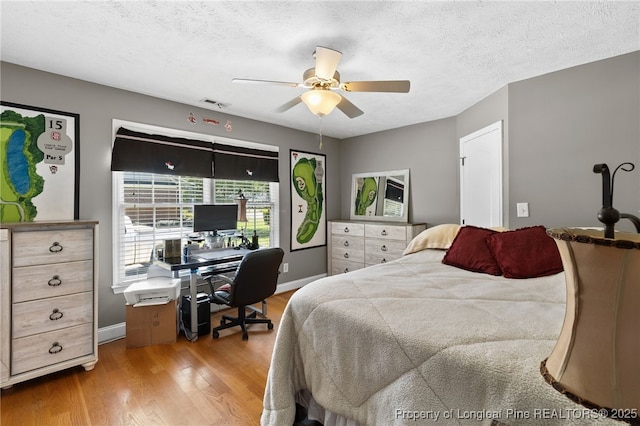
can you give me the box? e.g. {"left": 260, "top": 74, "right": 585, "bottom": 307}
{"left": 213, "top": 143, "right": 279, "bottom": 182}
{"left": 385, "top": 179, "right": 405, "bottom": 202}
{"left": 111, "top": 127, "right": 214, "bottom": 178}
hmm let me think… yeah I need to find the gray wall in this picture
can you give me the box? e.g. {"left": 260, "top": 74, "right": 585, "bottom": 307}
{"left": 0, "top": 62, "right": 342, "bottom": 328}
{"left": 508, "top": 51, "right": 639, "bottom": 229}
{"left": 340, "top": 118, "right": 459, "bottom": 225}
{"left": 341, "top": 52, "right": 639, "bottom": 231}
{"left": 2, "top": 51, "right": 638, "bottom": 328}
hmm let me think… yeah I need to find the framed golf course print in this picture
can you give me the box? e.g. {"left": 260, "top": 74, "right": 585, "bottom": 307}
{"left": 290, "top": 149, "right": 326, "bottom": 251}
{"left": 1, "top": 102, "right": 79, "bottom": 222}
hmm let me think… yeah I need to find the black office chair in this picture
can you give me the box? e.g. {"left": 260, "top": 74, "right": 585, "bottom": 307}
{"left": 206, "top": 247, "right": 284, "bottom": 340}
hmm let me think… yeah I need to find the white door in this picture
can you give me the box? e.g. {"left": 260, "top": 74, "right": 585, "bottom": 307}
{"left": 459, "top": 121, "right": 503, "bottom": 227}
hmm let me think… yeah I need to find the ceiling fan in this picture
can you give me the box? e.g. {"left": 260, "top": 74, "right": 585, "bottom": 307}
{"left": 232, "top": 46, "right": 410, "bottom": 119}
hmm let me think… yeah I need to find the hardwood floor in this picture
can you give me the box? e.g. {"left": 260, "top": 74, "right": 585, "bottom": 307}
{"left": 1, "top": 290, "right": 296, "bottom": 426}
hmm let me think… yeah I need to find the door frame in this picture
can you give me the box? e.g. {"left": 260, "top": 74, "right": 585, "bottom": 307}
{"left": 459, "top": 120, "right": 504, "bottom": 227}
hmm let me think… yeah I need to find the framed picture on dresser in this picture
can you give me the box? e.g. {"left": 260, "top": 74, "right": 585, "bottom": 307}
{"left": 290, "top": 149, "right": 326, "bottom": 251}
{"left": 0, "top": 101, "right": 80, "bottom": 222}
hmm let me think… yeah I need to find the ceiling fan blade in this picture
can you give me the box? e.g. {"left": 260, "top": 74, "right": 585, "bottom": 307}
{"left": 341, "top": 80, "right": 410, "bottom": 93}
{"left": 274, "top": 96, "right": 303, "bottom": 113}
{"left": 233, "top": 78, "right": 300, "bottom": 88}
{"left": 315, "top": 46, "right": 342, "bottom": 81}
{"left": 336, "top": 96, "right": 364, "bottom": 118}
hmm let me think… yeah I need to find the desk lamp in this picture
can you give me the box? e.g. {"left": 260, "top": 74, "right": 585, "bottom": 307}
{"left": 542, "top": 162, "right": 639, "bottom": 418}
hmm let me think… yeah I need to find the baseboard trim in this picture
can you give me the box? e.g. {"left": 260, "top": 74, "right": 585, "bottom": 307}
{"left": 98, "top": 273, "right": 326, "bottom": 344}
{"left": 275, "top": 273, "right": 326, "bottom": 294}
{"left": 98, "top": 323, "right": 127, "bottom": 344}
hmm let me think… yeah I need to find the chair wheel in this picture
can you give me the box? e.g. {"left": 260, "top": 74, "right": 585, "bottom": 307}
{"left": 242, "top": 333, "right": 248, "bottom": 341}
{"left": 268, "top": 323, "right": 274, "bottom": 330}
{"left": 213, "top": 330, "right": 219, "bottom": 339}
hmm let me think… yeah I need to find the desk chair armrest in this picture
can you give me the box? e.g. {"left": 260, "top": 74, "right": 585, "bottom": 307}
{"left": 205, "top": 274, "right": 234, "bottom": 296}
{"left": 212, "top": 275, "right": 234, "bottom": 285}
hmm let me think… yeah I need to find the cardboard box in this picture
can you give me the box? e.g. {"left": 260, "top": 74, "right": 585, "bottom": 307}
{"left": 126, "top": 300, "right": 177, "bottom": 348}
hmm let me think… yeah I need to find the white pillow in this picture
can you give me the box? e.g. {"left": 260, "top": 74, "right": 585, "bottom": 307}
{"left": 403, "top": 224, "right": 461, "bottom": 254}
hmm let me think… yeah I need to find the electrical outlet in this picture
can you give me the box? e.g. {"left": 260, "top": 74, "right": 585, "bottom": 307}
{"left": 283, "top": 263, "right": 289, "bottom": 273}
{"left": 517, "top": 202, "right": 530, "bottom": 218}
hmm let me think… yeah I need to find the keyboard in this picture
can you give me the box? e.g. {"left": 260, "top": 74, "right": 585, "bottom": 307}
{"left": 198, "top": 260, "right": 241, "bottom": 277}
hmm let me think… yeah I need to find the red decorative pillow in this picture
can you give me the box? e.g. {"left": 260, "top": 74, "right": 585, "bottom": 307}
{"left": 442, "top": 226, "right": 502, "bottom": 275}
{"left": 485, "top": 226, "right": 563, "bottom": 279}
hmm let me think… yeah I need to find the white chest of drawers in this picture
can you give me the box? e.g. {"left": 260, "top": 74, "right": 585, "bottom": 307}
{"left": 328, "top": 220, "right": 426, "bottom": 275}
{"left": 0, "top": 221, "right": 99, "bottom": 388}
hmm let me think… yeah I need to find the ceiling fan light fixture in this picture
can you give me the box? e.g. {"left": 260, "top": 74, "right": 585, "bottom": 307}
{"left": 301, "top": 89, "right": 341, "bottom": 117}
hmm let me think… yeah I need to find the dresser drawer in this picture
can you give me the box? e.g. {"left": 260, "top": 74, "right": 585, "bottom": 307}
{"left": 11, "top": 323, "right": 94, "bottom": 375}
{"left": 331, "top": 222, "right": 365, "bottom": 237}
{"left": 331, "top": 258, "right": 364, "bottom": 275}
{"left": 12, "top": 228, "right": 94, "bottom": 267}
{"left": 365, "top": 238, "right": 405, "bottom": 265}
{"left": 365, "top": 239, "right": 407, "bottom": 257}
{"left": 331, "top": 235, "right": 365, "bottom": 252}
{"left": 332, "top": 246, "right": 365, "bottom": 264}
{"left": 364, "top": 224, "right": 408, "bottom": 241}
{"left": 12, "top": 260, "right": 94, "bottom": 303}
{"left": 12, "top": 292, "right": 93, "bottom": 339}
{"left": 365, "top": 250, "right": 403, "bottom": 266}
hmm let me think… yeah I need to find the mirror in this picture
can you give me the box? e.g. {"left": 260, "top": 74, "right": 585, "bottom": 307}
{"left": 350, "top": 169, "right": 410, "bottom": 222}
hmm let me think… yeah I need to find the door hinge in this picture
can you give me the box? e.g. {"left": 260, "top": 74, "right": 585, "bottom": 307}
{"left": 460, "top": 156, "right": 466, "bottom": 166}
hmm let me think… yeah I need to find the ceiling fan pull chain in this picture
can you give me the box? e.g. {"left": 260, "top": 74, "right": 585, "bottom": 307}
{"left": 318, "top": 116, "right": 324, "bottom": 149}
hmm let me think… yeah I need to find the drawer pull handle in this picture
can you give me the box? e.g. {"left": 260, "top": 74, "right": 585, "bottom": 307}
{"left": 49, "top": 308, "right": 64, "bottom": 321}
{"left": 344, "top": 253, "right": 349, "bottom": 259}
{"left": 49, "top": 342, "right": 63, "bottom": 354}
{"left": 49, "top": 242, "right": 63, "bottom": 253}
{"left": 343, "top": 241, "right": 349, "bottom": 247}
{"left": 344, "top": 227, "right": 349, "bottom": 233}
{"left": 381, "top": 230, "right": 388, "bottom": 236}
{"left": 381, "top": 245, "right": 388, "bottom": 252}
{"left": 48, "top": 275, "right": 62, "bottom": 287}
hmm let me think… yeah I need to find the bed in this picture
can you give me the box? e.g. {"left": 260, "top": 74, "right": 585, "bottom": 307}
{"left": 261, "top": 225, "right": 621, "bottom": 425}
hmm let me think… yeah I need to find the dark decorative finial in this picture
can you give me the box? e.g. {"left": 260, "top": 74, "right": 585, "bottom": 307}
{"left": 593, "top": 162, "right": 635, "bottom": 238}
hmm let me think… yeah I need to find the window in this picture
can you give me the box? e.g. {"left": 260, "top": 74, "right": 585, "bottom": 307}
{"left": 213, "top": 179, "right": 279, "bottom": 248}
{"left": 111, "top": 121, "right": 280, "bottom": 291}
{"left": 112, "top": 173, "right": 279, "bottom": 290}
{"left": 112, "top": 172, "right": 208, "bottom": 287}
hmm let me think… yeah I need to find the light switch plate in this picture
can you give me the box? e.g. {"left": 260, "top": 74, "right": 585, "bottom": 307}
{"left": 517, "top": 202, "right": 529, "bottom": 218}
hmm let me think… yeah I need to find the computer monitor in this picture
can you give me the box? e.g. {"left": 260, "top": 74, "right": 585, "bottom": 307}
{"left": 193, "top": 204, "right": 238, "bottom": 235}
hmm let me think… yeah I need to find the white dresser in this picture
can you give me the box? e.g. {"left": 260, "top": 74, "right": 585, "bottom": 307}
{"left": 328, "top": 220, "right": 426, "bottom": 275}
{"left": 1, "top": 221, "right": 99, "bottom": 388}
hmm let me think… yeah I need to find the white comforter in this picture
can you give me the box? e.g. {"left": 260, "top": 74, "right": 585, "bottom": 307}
{"left": 261, "top": 249, "right": 618, "bottom": 425}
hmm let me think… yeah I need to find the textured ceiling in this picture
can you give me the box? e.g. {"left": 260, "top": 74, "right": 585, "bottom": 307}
{"left": 1, "top": 1, "right": 639, "bottom": 139}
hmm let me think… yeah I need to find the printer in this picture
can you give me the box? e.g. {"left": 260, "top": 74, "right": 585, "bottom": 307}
{"left": 123, "top": 265, "right": 182, "bottom": 306}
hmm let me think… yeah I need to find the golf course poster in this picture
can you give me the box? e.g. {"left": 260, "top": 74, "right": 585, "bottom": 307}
{"left": 1, "top": 102, "right": 79, "bottom": 222}
{"left": 290, "top": 149, "right": 326, "bottom": 251}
